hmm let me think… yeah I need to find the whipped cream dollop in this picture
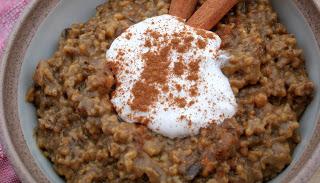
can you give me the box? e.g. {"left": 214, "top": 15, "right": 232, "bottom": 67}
{"left": 106, "top": 15, "right": 237, "bottom": 138}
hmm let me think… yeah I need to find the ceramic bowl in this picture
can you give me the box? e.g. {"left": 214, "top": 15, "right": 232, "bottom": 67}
{"left": 1, "top": 0, "right": 320, "bottom": 182}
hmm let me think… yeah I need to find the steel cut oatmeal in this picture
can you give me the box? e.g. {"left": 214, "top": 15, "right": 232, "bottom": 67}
{"left": 27, "top": 0, "right": 314, "bottom": 182}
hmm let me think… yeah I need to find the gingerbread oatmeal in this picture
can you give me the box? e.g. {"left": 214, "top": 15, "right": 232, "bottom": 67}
{"left": 27, "top": 0, "right": 314, "bottom": 182}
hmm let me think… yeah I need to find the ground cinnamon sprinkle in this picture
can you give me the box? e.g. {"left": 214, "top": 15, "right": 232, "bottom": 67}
{"left": 187, "top": 120, "right": 192, "bottom": 127}
{"left": 197, "top": 39, "right": 207, "bottom": 49}
{"left": 145, "top": 39, "right": 152, "bottom": 47}
{"left": 131, "top": 81, "right": 159, "bottom": 112}
{"left": 147, "top": 29, "right": 161, "bottom": 39}
{"left": 171, "top": 38, "right": 180, "bottom": 45}
{"left": 169, "top": 93, "right": 173, "bottom": 99}
{"left": 175, "top": 97, "right": 187, "bottom": 108}
{"left": 187, "top": 60, "right": 200, "bottom": 81}
{"left": 175, "top": 84, "right": 182, "bottom": 91}
{"left": 173, "top": 60, "right": 185, "bottom": 76}
{"left": 188, "top": 100, "right": 195, "bottom": 106}
{"left": 196, "top": 29, "right": 215, "bottom": 39}
{"left": 129, "top": 31, "right": 171, "bottom": 112}
{"left": 180, "top": 115, "right": 186, "bottom": 120}
{"left": 108, "top": 50, "right": 125, "bottom": 74}
{"left": 171, "top": 31, "right": 194, "bottom": 53}
{"left": 140, "top": 46, "right": 171, "bottom": 83}
{"left": 171, "top": 38, "right": 186, "bottom": 53}
{"left": 125, "top": 32, "right": 132, "bottom": 40}
{"left": 190, "top": 85, "right": 198, "bottom": 96}
{"left": 129, "top": 27, "right": 204, "bottom": 112}
{"left": 162, "top": 85, "right": 169, "bottom": 93}
{"left": 184, "top": 35, "right": 194, "bottom": 44}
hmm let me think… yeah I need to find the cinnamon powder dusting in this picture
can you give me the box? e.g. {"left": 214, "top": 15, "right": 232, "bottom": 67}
{"left": 129, "top": 31, "right": 171, "bottom": 112}
{"left": 197, "top": 39, "right": 207, "bottom": 49}
{"left": 187, "top": 60, "right": 200, "bottom": 81}
{"left": 175, "top": 84, "right": 182, "bottom": 92}
{"left": 175, "top": 97, "right": 187, "bottom": 108}
{"left": 131, "top": 81, "right": 159, "bottom": 112}
{"left": 147, "top": 29, "right": 161, "bottom": 39}
{"left": 171, "top": 31, "right": 194, "bottom": 53}
{"left": 162, "top": 85, "right": 169, "bottom": 93}
{"left": 173, "top": 60, "right": 185, "bottom": 76}
{"left": 129, "top": 29, "right": 203, "bottom": 112}
{"left": 145, "top": 39, "right": 152, "bottom": 47}
{"left": 125, "top": 32, "right": 132, "bottom": 40}
{"left": 196, "top": 29, "right": 215, "bottom": 39}
{"left": 190, "top": 85, "right": 198, "bottom": 96}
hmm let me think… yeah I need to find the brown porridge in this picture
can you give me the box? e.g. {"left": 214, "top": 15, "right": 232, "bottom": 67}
{"left": 26, "top": 0, "right": 314, "bottom": 182}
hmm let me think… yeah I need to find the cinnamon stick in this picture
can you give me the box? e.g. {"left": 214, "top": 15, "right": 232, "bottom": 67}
{"left": 187, "top": 0, "right": 239, "bottom": 30}
{"left": 169, "top": 0, "right": 198, "bottom": 19}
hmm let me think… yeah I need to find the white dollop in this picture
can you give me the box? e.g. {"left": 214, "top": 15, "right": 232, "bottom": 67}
{"left": 106, "top": 14, "right": 237, "bottom": 138}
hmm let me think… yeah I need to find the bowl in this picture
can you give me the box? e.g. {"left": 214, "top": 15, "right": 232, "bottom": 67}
{"left": 1, "top": 0, "right": 320, "bottom": 182}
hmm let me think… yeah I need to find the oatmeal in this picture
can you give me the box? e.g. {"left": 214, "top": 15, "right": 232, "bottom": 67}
{"left": 27, "top": 0, "right": 314, "bottom": 182}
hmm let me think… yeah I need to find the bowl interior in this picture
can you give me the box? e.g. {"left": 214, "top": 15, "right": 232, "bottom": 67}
{"left": 18, "top": 0, "right": 320, "bottom": 182}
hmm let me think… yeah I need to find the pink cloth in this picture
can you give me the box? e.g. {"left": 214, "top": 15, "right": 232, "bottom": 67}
{"left": 0, "top": 0, "right": 30, "bottom": 182}
{"left": 0, "top": 0, "right": 30, "bottom": 53}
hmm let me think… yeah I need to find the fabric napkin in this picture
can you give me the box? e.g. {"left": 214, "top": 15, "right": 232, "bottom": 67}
{"left": 0, "top": 0, "right": 30, "bottom": 182}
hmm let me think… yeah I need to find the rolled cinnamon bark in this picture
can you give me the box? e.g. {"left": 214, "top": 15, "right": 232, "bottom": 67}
{"left": 187, "top": 0, "right": 239, "bottom": 30}
{"left": 169, "top": 0, "right": 198, "bottom": 19}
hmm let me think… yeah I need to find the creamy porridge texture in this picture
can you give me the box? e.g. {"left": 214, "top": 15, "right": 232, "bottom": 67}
{"left": 27, "top": 0, "right": 314, "bottom": 182}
